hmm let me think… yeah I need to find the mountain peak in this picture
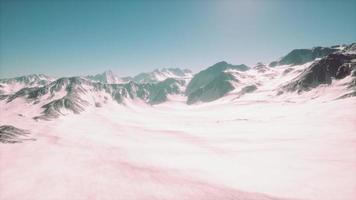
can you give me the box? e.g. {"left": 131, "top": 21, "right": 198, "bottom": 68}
{"left": 208, "top": 61, "right": 248, "bottom": 72}
{"left": 269, "top": 45, "right": 340, "bottom": 67}
{"left": 103, "top": 70, "right": 115, "bottom": 75}
{"left": 86, "top": 70, "right": 122, "bottom": 84}
{"left": 215, "top": 61, "right": 228, "bottom": 65}
{"left": 132, "top": 68, "right": 193, "bottom": 83}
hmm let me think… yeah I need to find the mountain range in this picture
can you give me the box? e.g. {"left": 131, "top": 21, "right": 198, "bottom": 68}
{"left": 0, "top": 43, "right": 355, "bottom": 120}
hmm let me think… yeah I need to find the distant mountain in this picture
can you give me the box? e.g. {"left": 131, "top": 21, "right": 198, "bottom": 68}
{"left": 127, "top": 68, "right": 193, "bottom": 83}
{"left": 86, "top": 68, "right": 192, "bottom": 85}
{"left": 3, "top": 76, "right": 185, "bottom": 120}
{"left": 269, "top": 46, "right": 343, "bottom": 67}
{"left": 1, "top": 43, "right": 355, "bottom": 117}
{"left": 0, "top": 74, "right": 54, "bottom": 95}
{"left": 186, "top": 61, "right": 249, "bottom": 104}
{"left": 86, "top": 70, "right": 123, "bottom": 84}
{"left": 0, "top": 74, "right": 52, "bottom": 85}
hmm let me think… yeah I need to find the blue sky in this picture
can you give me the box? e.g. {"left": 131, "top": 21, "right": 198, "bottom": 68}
{"left": 0, "top": 0, "right": 355, "bottom": 78}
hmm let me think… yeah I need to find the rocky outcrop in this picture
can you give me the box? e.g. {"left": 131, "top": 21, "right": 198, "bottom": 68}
{"left": 0, "top": 125, "right": 35, "bottom": 143}
{"left": 35, "top": 95, "right": 89, "bottom": 120}
{"left": 281, "top": 53, "right": 356, "bottom": 93}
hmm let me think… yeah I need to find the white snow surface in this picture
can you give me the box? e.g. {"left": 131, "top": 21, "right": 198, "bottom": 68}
{"left": 1, "top": 94, "right": 356, "bottom": 200}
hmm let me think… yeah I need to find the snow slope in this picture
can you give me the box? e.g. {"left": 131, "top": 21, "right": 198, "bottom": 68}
{"left": 1, "top": 96, "right": 355, "bottom": 200}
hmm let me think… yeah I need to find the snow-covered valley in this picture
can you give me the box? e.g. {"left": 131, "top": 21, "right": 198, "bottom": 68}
{"left": 1, "top": 95, "right": 355, "bottom": 200}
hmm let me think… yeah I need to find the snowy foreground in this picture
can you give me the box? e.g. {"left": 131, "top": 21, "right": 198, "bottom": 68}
{"left": 1, "top": 96, "right": 356, "bottom": 200}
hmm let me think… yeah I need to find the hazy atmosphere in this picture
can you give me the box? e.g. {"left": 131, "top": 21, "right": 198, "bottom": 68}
{"left": 0, "top": 0, "right": 355, "bottom": 78}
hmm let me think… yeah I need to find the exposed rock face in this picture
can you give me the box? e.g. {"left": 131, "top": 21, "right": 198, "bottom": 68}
{"left": 36, "top": 96, "right": 89, "bottom": 120}
{"left": 186, "top": 61, "right": 248, "bottom": 104}
{"left": 0, "top": 125, "right": 35, "bottom": 143}
{"left": 282, "top": 53, "right": 356, "bottom": 93}
{"left": 270, "top": 46, "right": 339, "bottom": 67}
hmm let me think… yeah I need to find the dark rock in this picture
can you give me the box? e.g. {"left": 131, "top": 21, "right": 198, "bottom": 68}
{"left": 253, "top": 63, "right": 269, "bottom": 73}
{"left": 0, "top": 125, "right": 35, "bottom": 143}
{"left": 187, "top": 73, "right": 236, "bottom": 104}
{"left": 270, "top": 46, "right": 339, "bottom": 67}
{"left": 148, "top": 78, "right": 184, "bottom": 104}
{"left": 282, "top": 68, "right": 294, "bottom": 75}
{"left": 282, "top": 53, "right": 356, "bottom": 92}
{"left": 241, "top": 85, "right": 258, "bottom": 93}
{"left": 39, "top": 95, "right": 89, "bottom": 119}
{"left": 185, "top": 61, "right": 248, "bottom": 104}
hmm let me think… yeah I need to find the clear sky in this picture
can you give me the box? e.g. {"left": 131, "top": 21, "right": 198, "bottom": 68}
{"left": 0, "top": 0, "right": 355, "bottom": 78}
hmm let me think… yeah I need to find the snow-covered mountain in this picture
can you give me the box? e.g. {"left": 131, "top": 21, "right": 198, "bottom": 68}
{"left": 2, "top": 76, "right": 185, "bottom": 120}
{"left": 1, "top": 43, "right": 355, "bottom": 119}
{"left": 280, "top": 49, "right": 356, "bottom": 97}
{"left": 124, "top": 68, "right": 193, "bottom": 83}
{"left": 269, "top": 45, "right": 343, "bottom": 67}
{"left": 183, "top": 43, "right": 355, "bottom": 104}
{"left": 86, "top": 70, "right": 123, "bottom": 84}
{"left": 0, "top": 74, "right": 54, "bottom": 95}
{"left": 86, "top": 68, "right": 192, "bottom": 84}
